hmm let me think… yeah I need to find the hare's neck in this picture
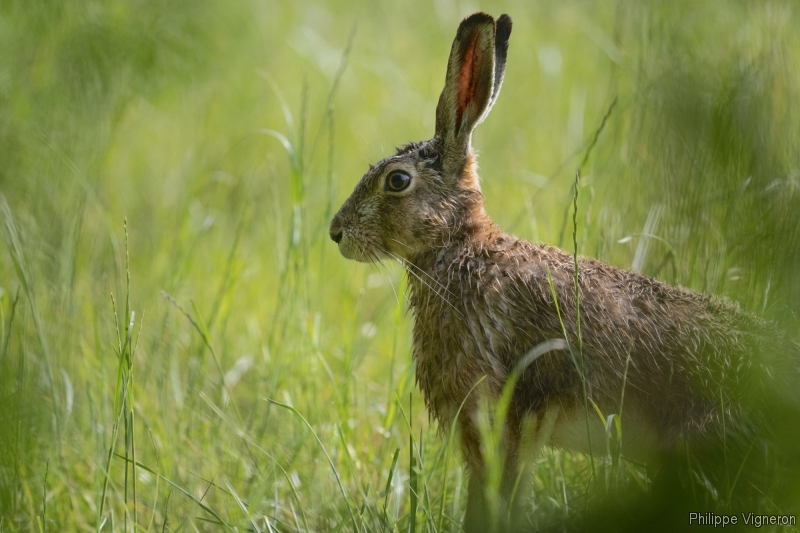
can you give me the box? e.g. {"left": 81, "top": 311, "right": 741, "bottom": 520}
{"left": 406, "top": 221, "right": 508, "bottom": 280}
{"left": 404, "top": 224, "right": 509, "bottom": 342}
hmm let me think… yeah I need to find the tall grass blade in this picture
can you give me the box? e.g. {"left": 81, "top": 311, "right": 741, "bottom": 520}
{"left": 0, "top": 196, "right": 61, "bottom": 433}
{"left": 224, "top": 479, "right": 262, "bottom": 533}
{"left": 263, "top": 398, "right": 359, "bottom": 533}
{"left": 113, "top": 455, "right": 235, "bottom": 531}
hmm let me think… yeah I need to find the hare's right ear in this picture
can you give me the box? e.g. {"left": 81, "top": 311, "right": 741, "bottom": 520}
{"left": 435, "top": 13, "right": 512, "bottom": 168}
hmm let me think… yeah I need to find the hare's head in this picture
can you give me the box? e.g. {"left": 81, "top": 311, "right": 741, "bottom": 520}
{"left": 330, "top": 13, "right": 512, "bottom": 263}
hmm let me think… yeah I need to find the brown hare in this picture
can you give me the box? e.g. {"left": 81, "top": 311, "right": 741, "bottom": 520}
{"left": 330, "top": 11, "right": 795, "bottom": 531}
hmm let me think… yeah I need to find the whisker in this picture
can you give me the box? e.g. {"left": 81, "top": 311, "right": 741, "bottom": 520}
{"left": 353, "top": 240, "right": 402, "bottom": 307}
{"left": 372, "top": 249, "right": 401, "bottom": 306}
{"left": 381, "top": 237, "right": 455, "bottom": 297}
{"left": 388, "top": 237, "right": 412, "bottom": 251}
{"left": 389, "top": 250, "right": 457, "bottom": 299}
{"left": 380, "top": 247, "right": 464, "bottom": 318}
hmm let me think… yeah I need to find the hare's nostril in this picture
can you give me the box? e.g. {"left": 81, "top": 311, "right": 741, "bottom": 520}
{"left": 330, "top": 230, "right": 343, "bottom": 244}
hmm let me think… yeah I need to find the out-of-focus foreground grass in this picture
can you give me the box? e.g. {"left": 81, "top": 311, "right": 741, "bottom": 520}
{"left": 1, "top": 0, "right": 799, "bottom": 531}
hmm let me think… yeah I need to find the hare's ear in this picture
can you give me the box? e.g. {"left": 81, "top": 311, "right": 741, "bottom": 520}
{"left": 435, "top": 13, "right": 512, "bottom": 161}
{"left": 490, "top": 15, "right": 513, "bottom": 114}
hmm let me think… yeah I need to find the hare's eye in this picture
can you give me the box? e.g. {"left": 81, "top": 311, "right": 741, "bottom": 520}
{"left": 386, "top": 171, "right": 411, "bottom": 192}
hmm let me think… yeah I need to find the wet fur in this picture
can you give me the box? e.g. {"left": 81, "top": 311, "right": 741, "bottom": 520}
{"left": 330, "top": 11, "right": 795, "bottom": 530}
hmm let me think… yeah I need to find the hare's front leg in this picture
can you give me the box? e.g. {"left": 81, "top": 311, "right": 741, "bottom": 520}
{"left": 462, "top": 405, "right": 560, "bottom": 532}
{"left": 460, "top": 413, "right": 493, "bottom": 533}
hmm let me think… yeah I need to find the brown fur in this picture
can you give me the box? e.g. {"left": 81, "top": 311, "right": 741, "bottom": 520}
{"left": 329, "top": 12, "right": 793, "bottom": 530}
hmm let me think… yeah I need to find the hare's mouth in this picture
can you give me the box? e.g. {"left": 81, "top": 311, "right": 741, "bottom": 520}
{"left": 337, "top": 235, "right": 381, "bottom": 264}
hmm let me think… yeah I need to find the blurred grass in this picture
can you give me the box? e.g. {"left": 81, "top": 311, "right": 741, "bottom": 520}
{"left": 1, "top": 0, "right": 799, "bottom": 531}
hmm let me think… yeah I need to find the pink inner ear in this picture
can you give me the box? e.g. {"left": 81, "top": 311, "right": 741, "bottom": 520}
{"left": 456, "top": 34, "right": 480, "bottom": 133}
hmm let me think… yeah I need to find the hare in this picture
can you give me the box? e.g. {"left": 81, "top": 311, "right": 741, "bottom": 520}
{"left": 330, "top": 11, "right": 794, "bottom": 530}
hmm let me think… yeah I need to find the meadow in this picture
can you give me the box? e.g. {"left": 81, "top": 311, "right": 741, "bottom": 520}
{"left": 1, "top": 0, "right": 799, "bottom": 531}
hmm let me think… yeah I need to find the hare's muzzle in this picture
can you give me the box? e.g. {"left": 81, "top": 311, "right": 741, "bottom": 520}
{"left": 328, "top": 211, "right": 369, "bottom": 262}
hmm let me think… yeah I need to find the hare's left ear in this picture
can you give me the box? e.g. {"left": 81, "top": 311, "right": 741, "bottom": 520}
{"left": 435, "top": 13, "right": 512, "bottom": 161}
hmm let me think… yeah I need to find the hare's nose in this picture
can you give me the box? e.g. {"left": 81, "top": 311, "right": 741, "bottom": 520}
{"left": 329, "top": 213, "right": 345, "bottom": 243}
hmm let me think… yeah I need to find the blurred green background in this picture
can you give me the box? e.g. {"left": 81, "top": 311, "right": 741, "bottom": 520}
{"left": 1, "top": 0, "right": 799, "bottom": 531}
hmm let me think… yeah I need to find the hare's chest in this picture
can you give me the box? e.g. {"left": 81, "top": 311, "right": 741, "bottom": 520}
{"left": 410, "top": 295, "right": 509, "bottom": 426}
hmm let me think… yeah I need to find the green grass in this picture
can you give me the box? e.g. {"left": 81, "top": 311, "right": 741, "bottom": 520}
{"left": 1, "top": 0, "right": 800, "bottom": 531}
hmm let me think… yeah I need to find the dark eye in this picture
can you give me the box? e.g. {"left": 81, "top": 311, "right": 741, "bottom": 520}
{"left": 385, "top": 171, "right": 411, "bottom": 192}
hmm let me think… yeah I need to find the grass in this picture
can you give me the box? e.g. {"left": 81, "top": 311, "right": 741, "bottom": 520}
{"left": 1, "top": 0, "right": 800, "bottom": 531}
